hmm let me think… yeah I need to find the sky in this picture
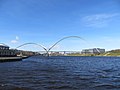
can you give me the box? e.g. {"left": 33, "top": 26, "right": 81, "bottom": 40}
{"left": 0, "top": 0, "right": 120, "bottom": 51}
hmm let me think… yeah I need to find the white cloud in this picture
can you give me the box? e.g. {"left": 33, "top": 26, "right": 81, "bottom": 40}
{"left": 82, "top": 13, "right": 120, "bottom": 28}
{"left": 16, "top": 36, "right": 19, "bottom": 40}
{"left": 11, "top": 40, "right": 18, "bottom": 43}
{"left": 11, "top": 36, "right": 19, "bottom": 44}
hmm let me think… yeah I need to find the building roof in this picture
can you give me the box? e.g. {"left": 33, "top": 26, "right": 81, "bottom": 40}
{"left": 0, "top": 43, "right": 9, "bottom": 47}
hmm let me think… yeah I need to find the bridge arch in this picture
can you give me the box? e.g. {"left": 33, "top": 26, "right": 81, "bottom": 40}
{"left": 15, "top": 43, "right": 47, "bottom": 52}
{"left": 15, "top": 36, "right": 101, "bottom": 57}
{"left": 48, "top": 36, "right": 85, "bottom": 52}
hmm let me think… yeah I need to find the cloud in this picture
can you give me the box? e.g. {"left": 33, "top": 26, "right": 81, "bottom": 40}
{"left": 11, "top": 36, "right": 19, "bottom": 44}
{"left": 82, "top": 13, "right": 120, "bottom": 28}
{"left": 16, "top": 36, "right": 19, "bottom": 40}
{"left": 11, "top": 40, "right": 18, "bottom": 43}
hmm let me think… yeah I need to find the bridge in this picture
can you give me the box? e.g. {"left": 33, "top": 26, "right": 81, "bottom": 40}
{"left": 15, "top": 36, "right": 103, "bottom": 57}
{"left": 16, "top": 36, "right": 85, "bottom": 57}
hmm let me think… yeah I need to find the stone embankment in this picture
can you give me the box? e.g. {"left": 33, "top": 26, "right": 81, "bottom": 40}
{"left": 0, "top": 56, "right": 28, "bottom": 62}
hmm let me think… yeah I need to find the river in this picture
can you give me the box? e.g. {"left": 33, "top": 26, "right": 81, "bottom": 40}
{"left": 0, "top": 56, "right": 120, "bottom": 90}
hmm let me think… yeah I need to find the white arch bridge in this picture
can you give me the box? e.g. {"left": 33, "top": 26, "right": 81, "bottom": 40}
{"left": 15, "top": 36, "right": 95, "bottom": 57}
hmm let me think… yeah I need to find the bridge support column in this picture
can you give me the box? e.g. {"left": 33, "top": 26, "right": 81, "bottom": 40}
{"left": 45, "top": 51, "right": 49, "bottom": 57}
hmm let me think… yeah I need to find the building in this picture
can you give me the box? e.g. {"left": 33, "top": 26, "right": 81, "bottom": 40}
{"left": 81, "top": 48, "right": 105, "bottom": 54}
{"left": 16, "top": 50, "right": 40, "bottom": 56}
{"left": 0, "top": 44, "right": 17, "bottom": 57}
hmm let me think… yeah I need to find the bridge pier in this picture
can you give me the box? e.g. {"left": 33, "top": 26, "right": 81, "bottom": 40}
{"left": 46, "top": 51, "right": 49, "bottom": 57}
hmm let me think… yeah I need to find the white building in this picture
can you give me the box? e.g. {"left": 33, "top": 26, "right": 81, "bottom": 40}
{"left": 81, "top": 48, "right": 105, "bottom": 54}
{"left": 0, "top": 43, "right": 16, "bottom": 57}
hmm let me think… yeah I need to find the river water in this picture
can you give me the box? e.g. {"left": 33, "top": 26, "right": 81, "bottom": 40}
{"left": 0, "top": 56, "right": 120, "bottom": 90}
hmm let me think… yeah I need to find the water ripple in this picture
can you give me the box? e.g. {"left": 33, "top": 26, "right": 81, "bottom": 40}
{"left": 0, "top": 56, "right": 120, "bottom": 90}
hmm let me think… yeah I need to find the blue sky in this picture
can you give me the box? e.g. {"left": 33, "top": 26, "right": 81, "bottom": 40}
{"left": 0, "top": 0, "right": 120, "bottom": 51}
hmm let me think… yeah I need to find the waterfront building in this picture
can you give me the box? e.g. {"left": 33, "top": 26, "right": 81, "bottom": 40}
{"left": 81, "top": 48, "right": 105, "bottom": 54}
{"left": 0, "top": 44, "right": 17, "bottom": 57}
{"left": 17, "top": 50, "right": 39, "bottom": 56}
{"left": 0, "top": 43, "right": 40, "bottom": 57}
